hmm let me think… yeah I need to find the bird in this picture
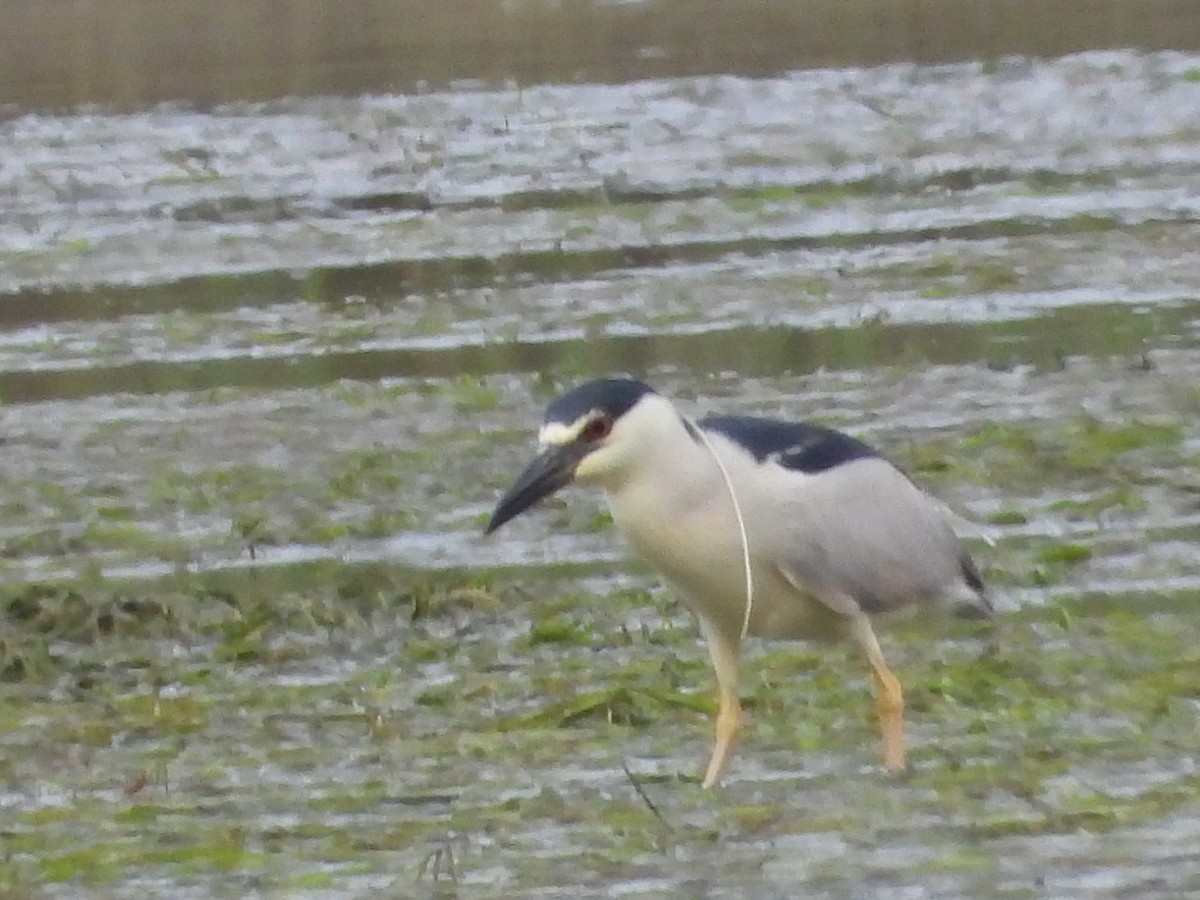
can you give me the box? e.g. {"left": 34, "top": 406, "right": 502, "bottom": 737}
{"left": 485, "top": 377, "right": 991, "bottom": 787}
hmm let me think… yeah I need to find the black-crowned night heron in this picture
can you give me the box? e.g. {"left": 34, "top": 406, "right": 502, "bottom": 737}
{"left": 486, "top": 378, "right": 991, "bottom": 786}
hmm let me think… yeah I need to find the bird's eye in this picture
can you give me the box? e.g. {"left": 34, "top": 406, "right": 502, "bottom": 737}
{"left": 582, "top": 416, "right": 613, "bottom": 442}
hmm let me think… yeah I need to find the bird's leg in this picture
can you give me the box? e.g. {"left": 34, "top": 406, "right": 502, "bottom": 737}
{"left": 871, "top": 662, "right": 906, "bottom": 771}
{"left": 848, "top": 615, "right": 906, "bottom": 771}
{"left": 698, "top": 617, "right": 742, "bottom": 788}
{"left": 705, "top": 677, "right": 742, "bottom": 789}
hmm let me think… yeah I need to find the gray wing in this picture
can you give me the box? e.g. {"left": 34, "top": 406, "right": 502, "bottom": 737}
{"left": 758, "top": 456, "right": 983, "bottom": 616}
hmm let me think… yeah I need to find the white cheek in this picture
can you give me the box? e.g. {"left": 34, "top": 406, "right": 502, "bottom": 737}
{"left": 574, "top": 449, "right": 605, "bottom": 481}
{"left": 574, "top": 442, "right": 628, "bottom": 484}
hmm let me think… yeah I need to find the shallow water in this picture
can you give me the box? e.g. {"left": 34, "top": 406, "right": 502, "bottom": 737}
{"left": 2, "top": 13, "right": 1200, "bottom": 900}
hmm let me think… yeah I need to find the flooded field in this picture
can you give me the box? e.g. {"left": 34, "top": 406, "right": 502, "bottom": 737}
{"left": 3, "top": 8, "right": 1200, "bottom": 898}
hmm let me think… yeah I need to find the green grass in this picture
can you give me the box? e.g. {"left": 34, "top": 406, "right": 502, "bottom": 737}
{"left": 3, "top": 559, "right": 1199, "bottom": 896}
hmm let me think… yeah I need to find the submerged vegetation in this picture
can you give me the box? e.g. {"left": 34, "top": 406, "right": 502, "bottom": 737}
{"left": 3, "top": 395, "right": 1200, "bottom": 895}
{"left": 1, "top": 565, "right": 1199, "bottom": 895}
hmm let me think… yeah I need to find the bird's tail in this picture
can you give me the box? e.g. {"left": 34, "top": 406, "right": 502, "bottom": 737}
{"left": 952, "top": 550, "right": 994, "bottom": 619}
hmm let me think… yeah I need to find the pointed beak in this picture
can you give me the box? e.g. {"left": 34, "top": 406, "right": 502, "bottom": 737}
{"left": 485, "top": 442, "right": 591, "bottom": 534}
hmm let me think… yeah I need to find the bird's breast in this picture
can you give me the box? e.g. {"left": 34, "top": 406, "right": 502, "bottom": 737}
{"left": 606, "top": 484, "right": 845, "bottom": 642}
{"left": 607, "top": 482, "right": 743, "bottom": 595}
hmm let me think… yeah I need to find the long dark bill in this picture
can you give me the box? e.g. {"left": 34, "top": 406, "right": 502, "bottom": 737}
{"left": 485, "top": 441, "right": 591, "bottom": 534}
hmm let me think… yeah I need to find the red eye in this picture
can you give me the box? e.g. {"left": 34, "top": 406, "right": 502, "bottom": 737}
{"left": 582, "top": 416, "right": 613, "bottom": 442}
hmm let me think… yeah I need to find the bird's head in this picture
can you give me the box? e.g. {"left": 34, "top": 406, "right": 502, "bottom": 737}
{"left": 485, "top": 378, "right": 657, "bottom": 534}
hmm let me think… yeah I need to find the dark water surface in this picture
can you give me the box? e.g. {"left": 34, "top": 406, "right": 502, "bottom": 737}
{"left": 3, "top": 0, "right": 1200, "bottom": 109}
{"left": 2, "top": 4, "right": 1200, "bottom": 898}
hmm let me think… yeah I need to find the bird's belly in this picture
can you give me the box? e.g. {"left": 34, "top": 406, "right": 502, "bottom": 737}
{"left": 738, "top": 566, "right": 848, "bottom": 642}
{"left": 613, "top": 506, "right": 846, "bottom": 642}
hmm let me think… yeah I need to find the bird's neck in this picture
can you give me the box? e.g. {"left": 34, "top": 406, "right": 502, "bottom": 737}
{"left": 602, "top": 409, "right": 749, "bottom": 610}
{"left": 605, "top": 408, "right": 723, "bottom": 514}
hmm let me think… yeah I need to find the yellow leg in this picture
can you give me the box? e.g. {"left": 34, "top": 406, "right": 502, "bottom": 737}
{"left": 848, "top": 615, "right": 906, "bottom": 772}
{"left": 698, "top": 617, "right": 742, "bottom": 788}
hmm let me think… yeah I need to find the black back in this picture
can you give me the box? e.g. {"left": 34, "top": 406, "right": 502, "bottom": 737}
{"left": 700, "top": 415, "right": 880, "bottom": 474}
